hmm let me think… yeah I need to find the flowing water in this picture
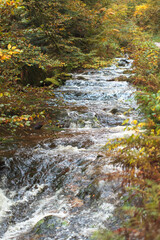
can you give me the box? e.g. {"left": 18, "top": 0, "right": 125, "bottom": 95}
{"left": 0, "top": 58, "right": 139, "bottom": 239}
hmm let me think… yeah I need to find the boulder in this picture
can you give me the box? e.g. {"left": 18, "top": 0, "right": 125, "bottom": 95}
{"left": 21, "top": 64, "right": 46, "bottom": 86}
{"left": 110, "top": 108, "right": 118, "bottom": 114}
{"left": 44, "top": 77, "right": 61, "bottom": 87}
{"left": 118, "top": 59, "right": 130, "bottom": 67}
{"left": 0, "top": 158, "right": 6, "bottom": 171}
{"left": 31, "top": 215, "right": 65, "bottom": 235}
{"left": 114, "top": 75, "right": 128, "bottom": 82}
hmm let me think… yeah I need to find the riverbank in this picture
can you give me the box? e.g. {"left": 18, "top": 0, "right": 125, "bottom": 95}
{"left": 99, "top": 36, "right": 160, "bottom": 239}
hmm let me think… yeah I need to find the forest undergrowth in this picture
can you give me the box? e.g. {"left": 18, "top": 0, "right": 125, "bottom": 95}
{"left": 93, "top": 20, "right": 160, "bottom": 240}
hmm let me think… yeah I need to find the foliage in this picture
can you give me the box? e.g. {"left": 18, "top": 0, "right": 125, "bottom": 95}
{"left": 133, "top": 0, "right": 160, "bottom": 33}
{"left": 92, "top": 230, "right": 125, "bottom": 240}
{"left": 127, "top": 28, "right": 160, "bottom": 91}
{"left": 102, "top": 26, "right": 160, "bottom": 238}
{"left": 104, "top": 123, "right": 160, "bottom": 239}
{"left": 0, "top": 0, "right": 109, "bottom": 132}
{"left": 93, "top": 1, "right": 160, "bottom": 238}
{"left": 21, "top": 0, "right": 109, "bottom": 68}
{"left": 0, "top": 0, "right": 160, "bottom": 237}
{"left": 0, "top": 84, "right": 57, "bottom": 133}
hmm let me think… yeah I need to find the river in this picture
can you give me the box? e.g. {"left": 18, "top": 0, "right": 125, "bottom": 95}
{"left": 0, "top": 57, "right": 139, "bottom": 239}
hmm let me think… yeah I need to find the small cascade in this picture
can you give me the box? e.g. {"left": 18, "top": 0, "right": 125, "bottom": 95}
{"left": 0, "top": 57, "right": 139, "bottom": 240}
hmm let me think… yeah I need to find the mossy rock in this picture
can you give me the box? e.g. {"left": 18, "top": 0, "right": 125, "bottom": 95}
{"left": 44, "top": 77, "right": 61, "bottom": 87}
{"left": 56, "top": 73, "right": 72, "bottom": 83}
{"left": 32, "top": 215, "right": 64, "bottom": 235}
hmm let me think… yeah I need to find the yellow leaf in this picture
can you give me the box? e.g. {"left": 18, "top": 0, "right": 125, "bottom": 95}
{"left": 4, "top": 92, "right": 11, "bottom": 97}
{"left": 113, "top": 29, "right": 120, "bottom": 32}
{"left": 9, "top": 51, "right": 14, "bottom": 55}
{"left": 12, "top": 46, "right": 16, "bottom": 50}
{"left": 131, "top": 120, "right": 138, "bottom": 125}
{"left": 122, "top": 119, "right": 129, "bottom": 125}
{"left": 108, "top": 11, "right": 115, "bottom": 15}
{"left": 0, "top": 93, "right": 3, "bottom": 98}
{"left": 1, "top": 55, "right": 11, "bottom": 60}
{"left": 8, "top": 44, "right": 11, "bottom": 50}
{"left": 138, "top": 122, "right": 146, "bottom": 128}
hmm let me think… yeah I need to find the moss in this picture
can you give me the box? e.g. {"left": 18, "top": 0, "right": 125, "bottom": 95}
{"left": 34, "top": 219, "right": 45, "bottom": 228}
{"left": 45, "top": 72, "right": 72, "bottom": 87}
{"left": 45, "top": 77, "right": 61, "bottom": 86}
{"left": 56, "top": 73, "right": 72, "bottom": 79}
{"left": 32, "top": 215, "right": 64, "bottom": 234}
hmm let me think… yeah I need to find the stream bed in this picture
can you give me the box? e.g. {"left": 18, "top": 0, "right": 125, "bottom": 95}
{"left": 0, "top": 58, "right": 139, "bottom": 239}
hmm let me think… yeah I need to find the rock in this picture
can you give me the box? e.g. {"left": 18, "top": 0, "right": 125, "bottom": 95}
{"left": 31, "top": 215, "right": 64, "bottom": 235}
{"left": 110, "top": 108, "right": 118, "bottom": 114}
{"left": 21, "top": 64, "right": 46, "bottom": 86}
{"left": 56, "top": 73, "right": 72, "bottom": 84}
{"left": 0, "top": 158, "right": 6, "bottom": 171}
{"left": 97, "top": 153, "right": 105, "bottom": 158}
{"left": 114, "top": 75, "right": 128, "bottom": 82}
{"left": 77, "top": 76, "right": 87, "bottom": 80}
{"left": 44, "top": 77, "right": 60, "bottom": 87}
{"left": 45, "top": 73, "right": 72, "bottom": 86}
{"left": 77, "top": 183, "right": 101, "bottom": 203}
{"left": 33, "top": 122, "right": 44, "bottom": 130}
{"left": 118, "top": 59, "right": 130, "bottom": 67}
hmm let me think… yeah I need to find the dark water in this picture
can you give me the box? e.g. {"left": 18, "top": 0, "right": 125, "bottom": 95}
{"left": 0, "top": 58, "right": 139, "bottom": 239}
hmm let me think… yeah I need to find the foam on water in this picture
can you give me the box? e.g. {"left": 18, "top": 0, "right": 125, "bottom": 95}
{"left": 0, "top": 189, "right": 13, "bottom": 222}
{"left": 1, "top": 190, "right": 67, "bottom": 240}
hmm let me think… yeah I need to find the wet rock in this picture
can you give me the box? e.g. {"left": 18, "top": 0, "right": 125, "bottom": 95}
{"left": 76, "top": 76, "right": 87, "bottom": 80}
{"left": 0, "top": 158, "right": 6, "bottom": 171}
{"left": 118, "top": 59, "right": 130, "bottom": 67}
{"left": 97, "top": 114, "right": 124, "bottom": 127}
{"left": 59, "top": 139, "right": 94, "bottom": 149}
{"left": 31, "top": 215, "right": 65, "bottom": 235}
{"left": 96, "top": 153, "right": 105, "bottom": 158}
{"left": 114, "top": 75, "right": 128, "bottom": 81}
{"left": 56, "top": 73, "right": 72, "bottom": 83}
{"left": 77, "top": 183, "right": 101, "bottom": 203}
{"left": 50, "top": 167, "right": 70, "bottom": 189}
{"left": 110, "top": 108, "right": 118, "bottom": 114}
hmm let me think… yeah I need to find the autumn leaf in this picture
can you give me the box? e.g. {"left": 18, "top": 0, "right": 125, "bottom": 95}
{"left": 8, "top": 44, "right": 11, "bottom": 50}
